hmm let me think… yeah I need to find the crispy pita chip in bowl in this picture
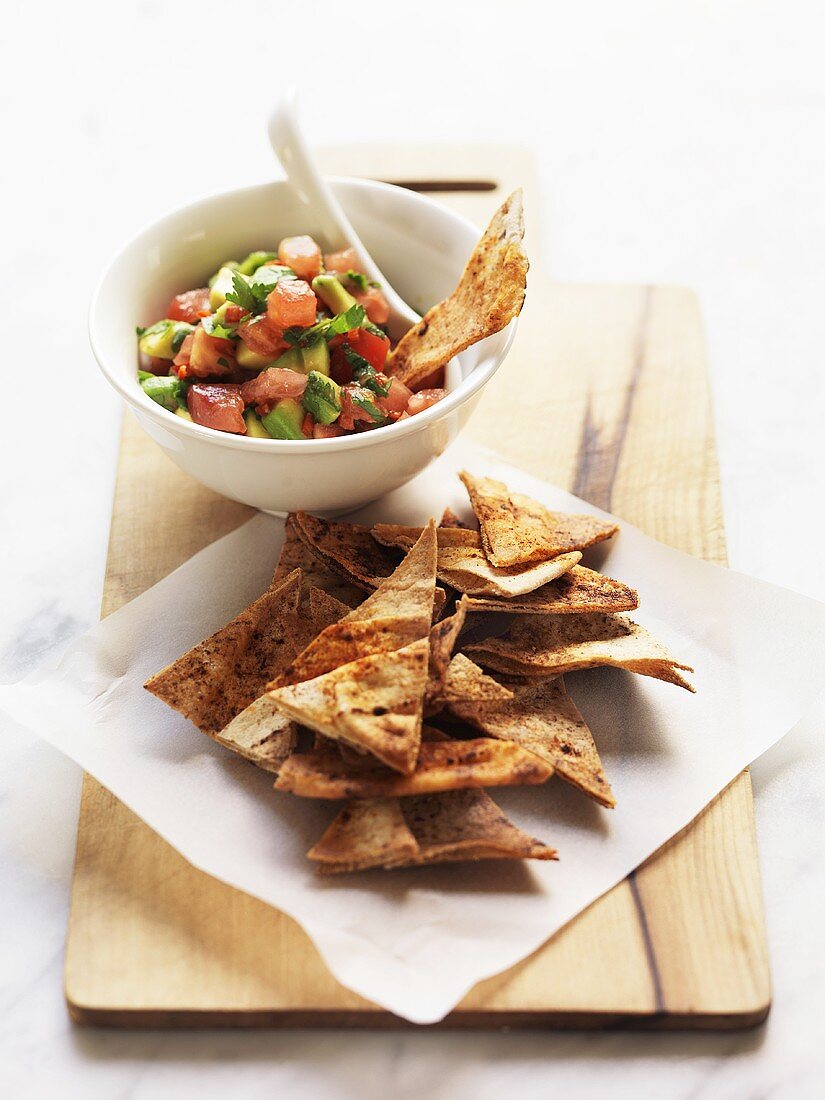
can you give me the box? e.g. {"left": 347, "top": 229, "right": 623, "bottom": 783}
{"left": 387, "top": 191, "right": 529, "bottom": 391}
{"left": 309, "top": 789, "right": 557, "bottom": 874}
{"left": 459, "top": 471, "right": 619, "bottom": 567}
{"left": 465, "top": 612, "right": 694, "bottom": 690}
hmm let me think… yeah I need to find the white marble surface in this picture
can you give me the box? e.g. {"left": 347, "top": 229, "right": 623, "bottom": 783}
{"left": 2, "top": 0, "right": 824, "bottom": 1096}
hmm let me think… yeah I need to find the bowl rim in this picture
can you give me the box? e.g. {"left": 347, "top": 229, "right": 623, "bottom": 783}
{"left": 89, "top": 175, "right": 516, "bottom": 455}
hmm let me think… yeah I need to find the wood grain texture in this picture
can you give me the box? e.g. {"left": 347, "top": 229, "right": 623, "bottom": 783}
{"left": 65, "top": 146, "right": 770, "bottom": 1029}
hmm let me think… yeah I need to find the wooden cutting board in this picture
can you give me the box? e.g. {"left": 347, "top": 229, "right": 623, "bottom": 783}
{"left": 65, "top": 146, "right": 770, "bottom": 1029}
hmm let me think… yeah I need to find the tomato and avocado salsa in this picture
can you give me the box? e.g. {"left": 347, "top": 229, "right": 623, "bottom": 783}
{"left": 136, "top": 238, "right": 446, "bottom": 439}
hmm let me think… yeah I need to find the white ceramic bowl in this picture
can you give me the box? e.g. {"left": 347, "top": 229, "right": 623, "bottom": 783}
{"left": 90, "top": 177, "right": 516, "bottom": 514}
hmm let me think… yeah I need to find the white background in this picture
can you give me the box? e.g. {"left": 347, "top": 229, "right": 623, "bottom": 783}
{"left": 2, "top": 1, "right": 824, "bottom": 1096}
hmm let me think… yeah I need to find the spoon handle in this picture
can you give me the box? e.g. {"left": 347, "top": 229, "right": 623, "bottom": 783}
{"left": 268, "top": 87, "right": 419, "bottom": 338}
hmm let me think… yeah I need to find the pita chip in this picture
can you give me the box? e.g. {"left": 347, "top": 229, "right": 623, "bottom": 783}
{"left": 463, "top": 565, "right": 639, "bottom": 615}
{"left": 372, "top": 523, "right": 580, "bottom": 598}
{"left": 275, "top": 732, "right": 552, "bottom": 799}
{"left": 309, "top": 788, "right": 557, "bottom": 874}
{"left": 449, "top": 675, "right": 615, "bottom": 808}
{"left": 459, "top": 471, "right": 619, "bottom": 567}
{"left": 270, "top": 638, "right": 430, "bottom": 773}
{"left": 271, "top": 522, "right": 437, "bottom": 689}
{"left": 442, "top": 652, "right": 514, "bottom": 707}
{"left": 465, "top": 612, "right": 695, "bottom": 690}
{"left": 145, "top": 570, "right": 303, "bottom": 736}
{"left": 293, "top": 512, "right": 398, "bottom": 590}
{"left": 439, "top": 507, "right": 472, "bottom": 530}
{"left": 275, "top": 515, "right": 363, "bottom": 606}
{"left": 216, "top": 695, "right": 297, "bottom": 775}
{"left": 387, "top": 191, "right": 528, "bottom": 390}
{"left": 424, "top": 596, "right": 469, "bottom": 713}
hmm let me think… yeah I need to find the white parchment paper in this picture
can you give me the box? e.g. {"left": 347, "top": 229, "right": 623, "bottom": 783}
{"left": 3, "top": 440, "right": 825, "bottom": 1024}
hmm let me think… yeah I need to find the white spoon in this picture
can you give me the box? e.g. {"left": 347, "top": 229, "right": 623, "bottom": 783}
{"left": 268, "top": 87, "right": 420, "bottom": 343}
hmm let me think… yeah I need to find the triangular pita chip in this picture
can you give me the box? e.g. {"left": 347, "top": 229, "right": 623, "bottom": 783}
{"left": 145, "top": 570, "right": 303, "bottom": 736}
{"left": 387, "top": 191, "right": 528, "bottom": 389}
{"left": 463, "top": 565, "right": 638, "bottom": 615}
{"left": 442, "top": 652, "right": 514, "bottom": 706}
{"left": 372, "top": 524, "right": 580, "bottom": 598}
{"left": 459, "top": 471, "right": 619, "bottom": 567}
{"left": 308, "top": 587, "right": 352, "bottom": 631}
{"left": 275, "top": 515, "right": 363, "bottom": 606}
{"left": 293, "top": 511, "right": 397, "bottom": 591}
{"left": 307, "top": 797, "right": 419, "bottom": 873}
{"left": 448, "top": 675, "right": 615, "bottom": 807}
{"left": 465, "top": 613, "right": 695, "bottom": 690}
{"left": 270, "top": 639, "right": 430, "bottom": 773}
{"left": 216, "top": 695, "right": 297, "bottom": 775}
{"left": 309, "top": 787, "right": 556, "bottom": 874}
{"left": 271, "top": 522, "right": 437, "bottom": 689}
{"left": 275, "top": 732, "right": 552, "bottom": 799}
{"left": 439, "top": 507, "right": 472, "bottom": 530}
{"left": 424, "top": 596, "right": 469, "bottom": 714}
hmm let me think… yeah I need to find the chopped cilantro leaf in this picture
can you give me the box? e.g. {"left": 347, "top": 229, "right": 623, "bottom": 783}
{"left": 343, "top": 346, "right": 390, "bottom": 396}
{"left": 283, "top": 304, "right": 366, "bottom": 348}
{"left": 136, "top": 325, "right": 147, "bottom": 337}
{"left": 225, "top": 271, "right": 259, "bottom": 314}
{"left": 342, "top": 270, "right": 380, "bottom": 292}
{"left": 349, "top": 386, "right": 388, "bottom": 424}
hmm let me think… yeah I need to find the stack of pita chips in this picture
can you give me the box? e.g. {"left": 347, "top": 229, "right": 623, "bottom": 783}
{"left": 145, "top": 470, "right": 693, "bottom": 874}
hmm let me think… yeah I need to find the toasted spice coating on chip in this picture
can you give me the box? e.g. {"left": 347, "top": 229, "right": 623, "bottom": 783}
{"left": 465, "top": 612, "right": 694, "bottom": 690}
{"left": 271, "top": 522, "right": 437, "bottom": 690}
{"left": 463, "top": 565, "right": 638, "bottom": 615}
{"left": 275, "top": 734, "right": 552, "bottom": 799}
{"left": 424, "top": 596, "right": 469, "bottom": 714}
{"left": 448, "top": 675, "right": 615, "bottom": 808}
{"left": 442, "top": 653, "right": 514, "bottom": 706}
{"left": 293, "top": 512, "right": 398, "bottom": 590}
{"left": 459, "top": 471, "right": 619, "bottom": 568}
{"left": 275, "top": 515, "right": 363, "bottom": 606}
{"left": 144, "top": 570, "right": 303, "bottom": 737}
{"left": 387, "top": 191, "right": 528, "bottom": 390}
{"left": 372, "top": 523, "right": 581, "bottom": 598}
{"left": 217, "top": 695, "right": 297, "bottom": 774}
{"left": 309, "top": 788, "right": 556, "bottom": 873}
{"left": 270, "top": 639, "right": 430, "bottom": 774}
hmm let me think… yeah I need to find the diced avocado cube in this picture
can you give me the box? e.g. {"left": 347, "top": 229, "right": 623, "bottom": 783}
{"left": 262, "top": 397, "right": 305, "bottom": 440}
{"left": 140, "top": 374, "right": 185, "bottom": 412}
{"left": 174, "top": 406, "right": 193, "bottom": 421}
{"left": 312, "top": 273, "right": 358, "bottom": 315}
{"left": 272, "top": 341, "right": 330, "bottom": 376}
{"left": 237, "top": 251, "right": 278, "bottom": 276}
{"left": 208, "top": 260, "right": 239, "bottom": 288}
{"left": 236, "top": 343, "right": 278, "bottom": 370}
{"left": 300, "top": 340, "right": 330, "bottom": 376}
{"left": 210, "top": 266, "right": 249, "bottom": 311}
{"left": 243, "top": 409, "right": 271, "bottom": 438}
{"left": 302, "top": 371, "right": 341, "bottom": 425}
{"left": 138, "top": 319, "right": 195, "bottom": 359}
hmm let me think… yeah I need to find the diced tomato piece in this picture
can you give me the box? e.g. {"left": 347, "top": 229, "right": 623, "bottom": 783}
{"left": 301, "top": 413, "right": 315, "bottom": 438}
{"left": 166, "top": 288, "right": 211, "bottom": 324}
{"left": 187, "top": 384, "right": 246, "bottom": 434}
{"left": 278, "top": 235, "right": 322, "bottom": 281}
{"left": 267, "top": 279, "right": 317, "bottom": 329}
{"left": 223, "top": 304, "right": 245, "bottom": 324}
{"left": 378, "top": 378, "right": 412, "bottom": 418}
{"left": 351, "top": 286, "right": 390, "bottom": 326}
{"left": 338, "top": 385, "right": 382, "bottom": 431}
{"left": 240, "top": 367, "right": 308, "bottom": 412}
{"left": 187, "top": 325, "right": 235, "bottom": 378}
{"left": 172, "top": 332, "right": 195, "bottom": 374}
{"left": 313, "top": 421, "right": 346, "bottom": 439}
{"left": 345, "top": 327, "right": 390, "bottom": 370}
{"left": 323, "top": 247, "right": 361, "bottom": 275}
{"left": 237, "top": 315, "right": 285, "bottom": 358}
{"left": 407, "top": 388, "right": 447, "bottom": 416}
